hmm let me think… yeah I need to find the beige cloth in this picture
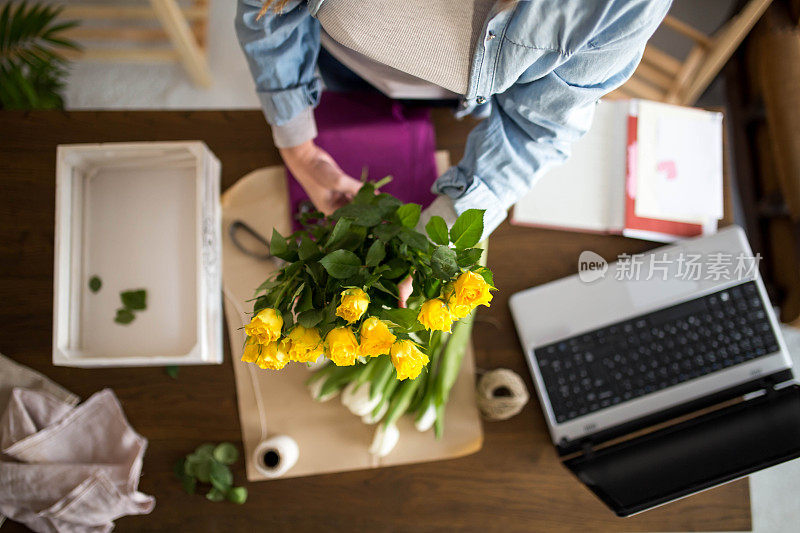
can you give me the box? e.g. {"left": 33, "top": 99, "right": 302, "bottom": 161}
{"left": 222, "top": 155, "right": 483, "bottom": 482}
{"left": 0, "top": 354, "right": 78, "bottom": 416}
{"left": 0, "top": 354, "right": 154, "bottom": 533}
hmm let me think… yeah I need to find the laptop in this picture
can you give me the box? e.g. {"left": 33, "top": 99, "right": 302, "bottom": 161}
{"left": 509, "top": 225, "right": 800, "bottom": 516}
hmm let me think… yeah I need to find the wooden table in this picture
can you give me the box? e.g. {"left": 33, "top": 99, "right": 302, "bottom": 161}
{"left": 0, "top": 110, "right": 750, "bottom": 532}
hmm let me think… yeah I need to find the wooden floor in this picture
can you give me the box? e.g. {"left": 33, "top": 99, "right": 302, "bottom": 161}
{"left": 0, "top": 110, "right": 750, "bottom": 531}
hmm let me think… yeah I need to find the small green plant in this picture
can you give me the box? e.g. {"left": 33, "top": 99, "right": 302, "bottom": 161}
{"left": 0, "top": 1, "right": 79, "bottom": 109}
{"left": 175, "top": 443, "right": 248, "bottom": 504}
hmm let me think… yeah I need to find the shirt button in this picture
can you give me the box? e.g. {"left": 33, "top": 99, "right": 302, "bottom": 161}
{"left": 476, "top": 96, "right": 487, "bottom": 105}
{"left": 487, "top": 31, "right": 496, "bottom": 40}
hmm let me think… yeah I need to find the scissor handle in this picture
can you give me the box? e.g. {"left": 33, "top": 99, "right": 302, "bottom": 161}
{"left": 229, "top": 220, "right": 272, "bottom": 260}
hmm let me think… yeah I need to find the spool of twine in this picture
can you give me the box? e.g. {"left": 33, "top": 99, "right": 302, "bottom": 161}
{"left": 476, "top": 368, "right": 529, "bottom": 421}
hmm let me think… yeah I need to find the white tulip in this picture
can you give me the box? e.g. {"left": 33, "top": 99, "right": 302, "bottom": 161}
{"left": 414, "top": 402, "right": 437, "bottom": 432}
{"left": 305, "top": 355, "right": 327, "bottom": 371}
{"left": 341, "top": 381, "right": 381, "bottom": 416}
{"left": 308, "top": 377, "right": 338, "bottom": 402}
{"left": 361, "top": 400, "right": 389, "bottom": 425}
{"left": 369, "top": 423, "right": 400, "bottom": 457}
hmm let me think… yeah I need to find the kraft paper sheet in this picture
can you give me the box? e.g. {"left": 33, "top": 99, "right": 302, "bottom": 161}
{"left": 221, "top": 154, "right": 483, "bottom": 481}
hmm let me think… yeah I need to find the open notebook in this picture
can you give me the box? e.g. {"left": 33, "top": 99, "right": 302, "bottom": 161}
{"left": 512, "top": 99, "right": 723, "bottom": 242}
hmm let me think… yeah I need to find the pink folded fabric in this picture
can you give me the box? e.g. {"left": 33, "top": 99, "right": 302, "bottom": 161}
{"left": 0, "top": 388, "right": 155, "bottom": 533}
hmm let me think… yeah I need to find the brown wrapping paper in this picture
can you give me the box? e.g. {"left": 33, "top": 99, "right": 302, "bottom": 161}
{"left": 221, "top": 154, "right": 483, "bottom": 482}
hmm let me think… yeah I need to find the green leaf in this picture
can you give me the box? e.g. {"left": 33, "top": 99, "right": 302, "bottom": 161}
{"left": 227, "top": 486, "right": 248, "bottom": 504}
{"left": 206, "top": 487, "right": 225, "bottom": 502}
{"left": 120, "top": 289, "right": 146, "bottom": 310}
{"left": 379, "top": 307, "right": 421, "bottom": 332}
{"left": 270, "top": 229, "right": 292, "bottom": 261}
{"left": 332, "top": 204, "right": 382, "bottom": 227}
{"left": 298, "top": 234, "right": 319, "bottom": 260}
{"left": 296, "top": 285, "right": 313, "bottom": 313}
{"left": 114, "top": 308, "right": 135, "bottom": 325}
{"left": 165, "top": 365, "right": 179, "bottom": 379}
{"left": 319, "top": 249, "right": 361, "bottom": 279}
{"left": 352, "top": 182, "right": 375, "bottom": 204}
{"left": 195, "top": 444, "right": 215, "bottom": 458}
{"left": 181, "top": 475, "right": 197, "bottom": 495}
{"left": 456, "top": 247, "right": 484, "bottom": 268}
{"left": 213, "top": 443, "right": 239, "bottom": 465}
{"left": 383, "top": 258, "right": 409, "bottom": 280}
{"left": 297, "top": 308, "right": 324, "bottom": 328}
{"left": 425, "top": 216, "right": 449, "bottom": 246}
{"left": 431, "top": 246, "right": 459, "bottom": 280}
{"left": 395, "top": 203, "right": 421, "bottom": 229}
{"left": 325, "top": 217, "right": 351, "bottom": 249}
{"left": 473, "top": 266, "right": 495, "bottom": 288}
{"left": 88, "top": 275, "right": 102, "bottom": 293}
{"left": 194, "top": 460, "right": 212, "bottom": 483}
{"left": 373, "top": 223, "right": 402, "bottom": 242}
{"left": 449, "top": 209, "right": 485, "bottom": 250}
{"left": 365, "top": 240, "right": 386, "bottom": 267}
{"left": 209, "top": 460, "right": 233, "bottom": 492}
{"left": 398, "top": 228, "right": 429, "bottom": 251}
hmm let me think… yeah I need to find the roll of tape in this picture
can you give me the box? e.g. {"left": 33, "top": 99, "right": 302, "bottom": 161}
{"left": 253, "top": 435, "right": 299, "bottom": 478}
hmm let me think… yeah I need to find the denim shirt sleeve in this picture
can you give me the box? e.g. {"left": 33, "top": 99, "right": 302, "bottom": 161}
{"left": 433, "top": 5, "right": 666, "bottom": 237}
{"left": 236, "top": 0, "right": 322, "bottom": 127}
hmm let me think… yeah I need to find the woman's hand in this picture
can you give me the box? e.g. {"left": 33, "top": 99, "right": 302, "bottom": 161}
{"left": 280, "top": 140, "right": 362, "bottom": 215}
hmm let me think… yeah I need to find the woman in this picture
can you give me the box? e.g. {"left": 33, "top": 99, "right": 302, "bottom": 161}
{"left": 236, "top": 0, "right": 671, "bottom": 237}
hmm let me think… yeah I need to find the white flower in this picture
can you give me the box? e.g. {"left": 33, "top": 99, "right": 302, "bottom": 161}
{"left": 305, "top": 355, "right": 327, "bottom": 371}
{"left": 369, "top": 423, "right": 400, "bottom": 457}
{"left": 341, "top": 381, "right": 381, "bottom": 416}
{"left": 361, "top": 401, "right": 389, "bottom": 425}
{"left": 414, "top": 402, "right": 437, "bottom": 432}
{"left": 308, "top": 377, "right": 338, "bottom": 402}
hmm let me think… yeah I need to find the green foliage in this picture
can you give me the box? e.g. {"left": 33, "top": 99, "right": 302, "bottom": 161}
{"left": 120, "top": 289, "right": 147, "bottom": 310}
{"left": 175, "top": 443, "right": 247, "bottom": 504}
{"left": 88, "top": 275, "right": 102, "bottom": 293}
{"left": 0, "top": 2, "right": 80, "bottom": 110}
{"left": 252, "top": 181, "right": 488, "bottom": 342}
{"left": 449, "top": 209, "right": 484, "bottom": 250}
{"left": 114, "top": 308, "right": 135, "bottom": 325}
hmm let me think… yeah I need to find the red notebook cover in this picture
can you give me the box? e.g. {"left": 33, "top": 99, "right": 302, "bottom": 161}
{"left": 623, "top": 114, "right": 704, "bottom": 239}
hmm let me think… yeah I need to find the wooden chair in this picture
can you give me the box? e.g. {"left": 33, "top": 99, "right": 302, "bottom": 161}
{"left": 61, "top": 0, "right": 212, "bottom": 88}
{"left": 608, "top": 0, "right": 773, "bottom": 105}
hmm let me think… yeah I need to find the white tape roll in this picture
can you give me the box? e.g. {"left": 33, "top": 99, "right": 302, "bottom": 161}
{"left": 253, "top": 435, "right": 299, "bottom": 478}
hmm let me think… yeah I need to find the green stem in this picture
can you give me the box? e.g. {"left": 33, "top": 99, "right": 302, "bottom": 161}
{"left": 383, "top": 374, "right": 423, "bottom": 428}
{"left": 369, "top": 356, "right": 394, "bottom": 400}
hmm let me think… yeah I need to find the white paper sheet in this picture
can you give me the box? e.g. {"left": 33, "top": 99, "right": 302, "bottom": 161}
{"left": 634, "top": 101, "right": 723, "bottom": 223}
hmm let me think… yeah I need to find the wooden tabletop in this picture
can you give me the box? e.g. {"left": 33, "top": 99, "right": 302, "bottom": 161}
{"left": 0, "top": 110, "right": 750, "bottom": 532}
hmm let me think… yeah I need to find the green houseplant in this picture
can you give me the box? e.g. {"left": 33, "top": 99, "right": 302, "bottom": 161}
{"left": 0, "top": 1, "right": 79, "bottom": 109}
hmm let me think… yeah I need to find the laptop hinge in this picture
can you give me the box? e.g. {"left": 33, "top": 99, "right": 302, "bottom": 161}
{"left": 557, "top": 368, "right": 796, "bottom": 457}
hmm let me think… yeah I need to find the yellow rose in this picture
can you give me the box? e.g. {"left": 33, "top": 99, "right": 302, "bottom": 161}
{"left": 359, "top": 317, "right": 396, "bottom": 357}
{"left": 448, "top": 271, "right": 492, "bottom": 318}
{"left": 255, "top": 338, "right": 291, "bottom": 370}
{"left": 245, "top": 308, "right": 283, "bottom": 344}
{"left": 241, "top": 337, "right": 290, "bottom": 370}
{"left": 325, "top": 327, "right": 359, "bottom": 366}
{"left": 417, "top": 299, "right": 453, "bottom": 332}
{"left": 241, "top": 337, "right": 260, "bottom": 363}
{"left": 287, "top": 325, "right": 324, "bottom": 363}
{"left": 390, "top": 340, "right": 429, "bottom": 381}
{"left": 335, "top": 288, "right": 370, "bottom": 323}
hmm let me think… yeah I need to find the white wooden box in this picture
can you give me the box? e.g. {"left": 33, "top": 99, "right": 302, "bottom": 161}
{"left": 53, "top": 142, "right": 223, "bottom": 367}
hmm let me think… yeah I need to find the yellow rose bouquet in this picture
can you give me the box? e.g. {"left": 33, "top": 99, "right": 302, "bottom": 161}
{"left": 244, "top": 179, "right": 495, "bottom": 456}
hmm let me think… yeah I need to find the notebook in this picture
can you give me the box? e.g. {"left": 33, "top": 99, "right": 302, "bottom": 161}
{"left": 512, "top": 99, "right": 723, "bottom": 242}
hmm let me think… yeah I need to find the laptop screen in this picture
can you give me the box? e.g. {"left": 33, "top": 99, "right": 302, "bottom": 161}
{"left": 565, "top": 384, "right": 800, "bottom": 516}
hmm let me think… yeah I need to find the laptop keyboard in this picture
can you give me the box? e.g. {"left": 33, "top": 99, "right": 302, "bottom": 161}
{"left": 534, "top": 281, "right": 780, "bottom": 424}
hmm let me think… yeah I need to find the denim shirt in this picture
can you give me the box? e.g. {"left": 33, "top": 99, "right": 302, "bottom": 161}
{"left": 236, "top": 0, "right": 671, "bottom": 235}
